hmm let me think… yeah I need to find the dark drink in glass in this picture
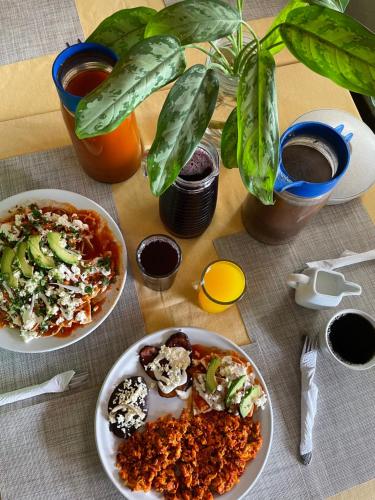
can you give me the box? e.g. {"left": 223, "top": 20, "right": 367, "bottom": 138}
{"left": 159, "top": 140, "right": 219, "bottom": 238}
{"left": 136, "top": 234, "right": 182, "bottom": 291}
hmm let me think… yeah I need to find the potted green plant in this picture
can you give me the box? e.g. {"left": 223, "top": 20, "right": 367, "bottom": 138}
{"left": 74, "top": 0, "right": 375, "bottom": 206}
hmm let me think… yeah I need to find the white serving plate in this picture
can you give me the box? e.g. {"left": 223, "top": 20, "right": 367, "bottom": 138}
{"left": 0, "top": 189, "right": 127, "bottom": 353}
{"left": 95, "top": 327, "right": 273, "bottom": 500}
{"left": 293, "top": 109, "right": 375, "bottom": 204}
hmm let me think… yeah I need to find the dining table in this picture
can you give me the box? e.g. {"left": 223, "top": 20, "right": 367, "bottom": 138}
{"left": 0, "top": 0, "right": 374, "bottom": 499}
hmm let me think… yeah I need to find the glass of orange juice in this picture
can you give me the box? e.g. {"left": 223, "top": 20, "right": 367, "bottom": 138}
{"left": 198, "top": 260, "right": 246, "bottom": 313}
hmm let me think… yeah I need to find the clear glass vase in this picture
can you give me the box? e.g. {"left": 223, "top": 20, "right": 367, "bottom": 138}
{"left": 204, "top": 38, "right": 244, "bottom": 149}
{"left": 204, "top": 70, "right": 238, "bottom": 149}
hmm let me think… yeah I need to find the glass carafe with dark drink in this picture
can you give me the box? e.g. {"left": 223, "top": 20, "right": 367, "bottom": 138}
{"left": 159, "top": 140, "right": 219, "bottom": 238}
{"left": 242, "top": 121, "right": 352, "bottom": 244}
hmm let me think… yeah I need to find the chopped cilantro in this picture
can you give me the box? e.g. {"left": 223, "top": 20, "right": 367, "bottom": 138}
{"left": 84, "top": 285, "right": 93, "bottom": 294}
{"left": 98, "top": 256, "right": 111, "bottom": 270}
{"left": 31, "top": 208, "right": 42, "bottom": 219}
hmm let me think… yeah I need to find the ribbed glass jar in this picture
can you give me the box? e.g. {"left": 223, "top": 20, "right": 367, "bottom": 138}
{"left": 159, "top": 140, "right": 219, "bottom": 239}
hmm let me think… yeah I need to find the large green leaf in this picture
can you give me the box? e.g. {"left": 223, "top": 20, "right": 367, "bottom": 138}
{"left": 262, "top": 0, "right": 309, "bottom": 55}
{"left": 308, "top": 0, "right": 350, "bottom": 12}
{"left": 147, "top": 65, "right": 219, "bottom": 196}
{"left": 144, "top": 0, "right": 241, "bottom": 45}
{"left": 221, "top": 107, "right": 238, "bottom": 168}
{"left": 75, "top": 36, "right": 186, "bottom": 139}
{"left": 280, "top": 6, "right": 375, "bottom": 96}
{"left": 237, "top": 48, "right": 279, "bottom": 205}
{"left": 86, "top": 7, "right": 157, "bottom": 58}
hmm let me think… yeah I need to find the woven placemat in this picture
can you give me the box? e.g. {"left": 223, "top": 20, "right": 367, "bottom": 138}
{"left": 0, "top": 0, "right": 83, "bottom": 65}
{"left": 0, "top": 146, "right": 144, "bottom": 499}
{"left": 215, "top": 200, "right": 375, "bottom": 499}
{"left": 164, "top": 0, "right": 288, "bottom": 20}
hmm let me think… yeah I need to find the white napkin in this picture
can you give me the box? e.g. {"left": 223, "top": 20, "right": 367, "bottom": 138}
{"left": 306, "top": 249, "right": 375, "bottom": 271}
{"left": 0, "top": 370, "right": 75, "bottom": 407}
{"left": 300, "top": 351, "right": 318, "bottom": 465}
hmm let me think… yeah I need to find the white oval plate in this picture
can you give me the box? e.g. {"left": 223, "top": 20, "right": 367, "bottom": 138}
{"left": 95, "top": 327, "right": 273, "bottom": 500}
{"left": 0, "top": 189, "right": 127, "bottom": 353}
{"left": 293, "top": 109, "right": 375, "bottom": 204}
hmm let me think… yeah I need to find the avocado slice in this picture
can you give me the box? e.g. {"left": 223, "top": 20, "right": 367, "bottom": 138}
{"left": 239, "top": 385, "right": 263, "bottom": 418}
{"left": 225, "top": 375, "right": 246, "bottom": 407}
{"left": 205, "top": 357, "right": 221, "bottom": 393}
{"left": 28, "top": 235, "right": 55, "bottom": 269}
{"left": 16, "top": 241, "right": 33, "bottom": 278}
{"left": 47, "top": 232, "right": 80, "bottom": 265}
{"left": 1, "top": 247, "right": 18, "bottom": 288}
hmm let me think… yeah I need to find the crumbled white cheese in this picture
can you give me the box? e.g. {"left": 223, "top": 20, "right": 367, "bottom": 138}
{"left": 108, "top": 379, "right": 148, "bottom": 434}
{"left": 72, "top": 219, "right": 89, "bottom": 231}
{"left": 14, "top": 214, "right": 23, "bottom": 226}
{"left": 193, "top": 356, "right": 263, "bottom": 415}
{"left": 254, "top": 391, "right": 267, "bottom": 410}
{"left": 0, "top": 222, "right": 20, "bottom": 242}
{"left": 20, "top": 329, "right": 40, "bottom": 343}
{"left": 146, "top": 345, "right": 191, "bottom": 395}
{"left": 218, "top": 356, "right": 248, "bottom": 379}
{"left": 75, "top": 310, "right": 87, "bottom": 323}
{"left": 20, "top": 307, "right": 37, "bottom": 331}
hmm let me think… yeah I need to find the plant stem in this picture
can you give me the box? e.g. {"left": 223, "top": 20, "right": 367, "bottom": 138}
{"left": 236, "top": 0, "right": 244, "bottom": 51}
{"left": 189, "top": 44, "right": 233, "bottom": 74}
{"left": 209, "top": 41, "right": 232, "bottom": 68}
{"left": 259, "top": 25, "right": 281, "bottom": 46}
{"left": 241, "top": 21, "right": 259, "bottom": 46}
{"left": 228, "top": 34, "right": 239, "bottom": 55}
{"left": 266, "top": 41, "right": 284, "bottom": 52}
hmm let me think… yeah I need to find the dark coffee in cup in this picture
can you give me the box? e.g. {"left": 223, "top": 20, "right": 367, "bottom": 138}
{"left": 327, "top": 312, "right": 375, "bottom": 365}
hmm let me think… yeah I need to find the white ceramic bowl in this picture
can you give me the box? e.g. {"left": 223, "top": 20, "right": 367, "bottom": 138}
{"left": 95, "top": 327, "right": 273, "bottom": 500}
{"left": 322, "top": 309, "right": 375, "bottom": 370}
{"left": 0, "top": 189, "right": 127, "bottom": 353}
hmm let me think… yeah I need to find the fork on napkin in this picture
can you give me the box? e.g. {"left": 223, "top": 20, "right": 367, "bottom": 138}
{"left": 0, "top": 371, "right": 88, "bottom": 407}
{"left": 300, "top": 336, "right": 319, "bottom": 465}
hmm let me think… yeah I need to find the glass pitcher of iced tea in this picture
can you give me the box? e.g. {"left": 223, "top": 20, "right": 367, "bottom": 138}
{"left": 52, "top": 43, "right": 143, "bottom": 183}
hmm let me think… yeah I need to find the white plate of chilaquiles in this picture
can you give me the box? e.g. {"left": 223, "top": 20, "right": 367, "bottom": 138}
{"left": 0, "top": 189, "right": 126, "bottom": 353}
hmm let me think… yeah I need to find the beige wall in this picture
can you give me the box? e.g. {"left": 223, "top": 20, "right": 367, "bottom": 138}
{"left": 347, "top": 0, "right": 375, "bottom": 30}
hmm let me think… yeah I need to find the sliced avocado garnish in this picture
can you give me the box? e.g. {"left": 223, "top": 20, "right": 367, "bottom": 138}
{"left": 28, "top": 235, "right": 55, "bottom": 269}
{"left": 225, "top": 375, "right": 246, "bottom": 407}
{"left": 205, "top": 357, "right": 221, "bottom": 393}
{"left": 47, "top": 232, "right": 80, "bottom": 265}
{"left": 16, "top": 241, "right": 33, "bottom": 278}
{"left": 239, "top": 385, "right": 263, "bottom": 418}
{"left": 1, "top": 247, "right": 18, "bottom": 288}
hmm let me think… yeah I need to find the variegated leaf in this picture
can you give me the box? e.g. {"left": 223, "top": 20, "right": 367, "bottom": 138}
{"left": 237, "top": 48, "right": 279, "bottom": 205}
{"left": 221, "top": 107, "right": 238, "bottom": 168}
{"left": 262, "top": 0, "right": 309, "bottom": 55}
{"left": 280, "top": 5, "right": 375, "bottom": 96}
{"left": 308, "top": 0, "right": 350, "bottom": 12}
{"left": 147, "top": 65, "right": 219, "bottom": 196}
{"left": 75, "top": 36, "right": 186, "bottom": 139}
{"left": 86, "top": 7, "right": 157, "bottom": 58}
{"left": 144, "top": 0, "right": 241, "bottom": 45}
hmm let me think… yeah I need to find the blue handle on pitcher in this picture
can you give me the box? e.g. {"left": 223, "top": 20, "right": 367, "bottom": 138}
{"left": 334, "top": 124, "right": 353, "bottom": 144}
